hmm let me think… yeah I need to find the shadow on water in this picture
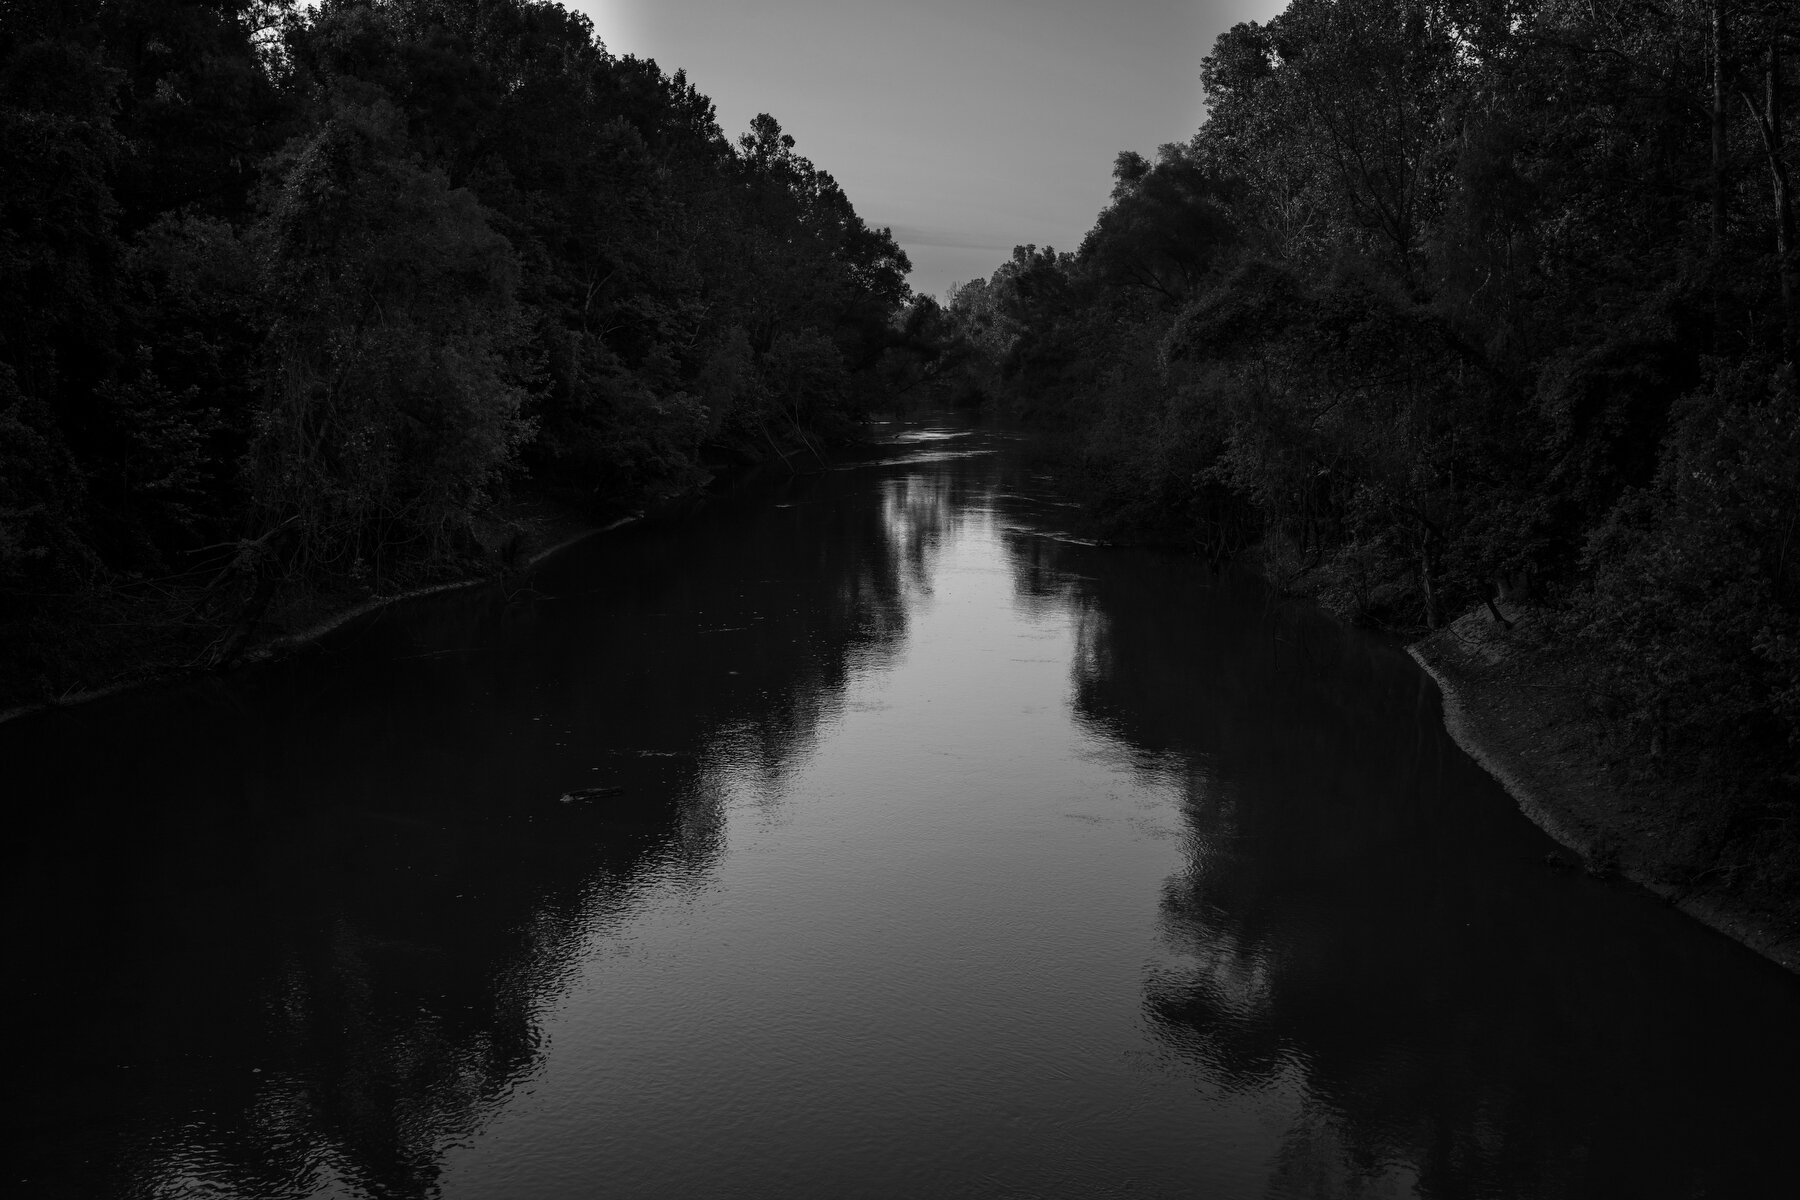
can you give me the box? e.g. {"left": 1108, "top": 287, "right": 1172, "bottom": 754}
{"left": 4, "top": 445, "right": 970, "bottom": 1200}
{"left": 10, "top": 420, "right": 1800, "bottom": 1199}
{"left": 1002, "top": 531, "right": 1800, "bottom": 1199}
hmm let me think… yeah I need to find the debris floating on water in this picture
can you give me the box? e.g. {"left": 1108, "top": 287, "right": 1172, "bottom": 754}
{"left": 560, "top": 786, "right": 625, "bottom": 803}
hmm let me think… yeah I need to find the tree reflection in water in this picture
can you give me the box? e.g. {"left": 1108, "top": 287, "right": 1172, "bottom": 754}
{"left": 1042, "top": 536, "right": 1800, "bottom": 1199}
{"left": 12, "top": 426, "right": 1800, "bottom": 1200}
{"left": 7, "top": 451, "right": 970, "bottom": 1200}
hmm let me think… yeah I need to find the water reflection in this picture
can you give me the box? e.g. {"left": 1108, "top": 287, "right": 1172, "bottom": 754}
{"left": 7, "top": 442, "right": 972, "bottom": 1200}
{"left": 1015, "top": 531, "right": 1800, "bottom": 1198}
{"left": 9, "top": 421, "right": 1800, "bottom": 1200}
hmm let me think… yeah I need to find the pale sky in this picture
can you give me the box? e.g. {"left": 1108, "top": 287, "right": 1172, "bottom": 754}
{"left": 573, "top": 1, "right": 1287, "bottom": 300}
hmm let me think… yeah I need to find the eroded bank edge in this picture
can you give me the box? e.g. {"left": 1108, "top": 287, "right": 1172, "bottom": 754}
{"left": 1408, "top": 640, "right": 1800, "bottom": 977}
{"left": 0, "top": 516, "right": 638, "bottom": 729}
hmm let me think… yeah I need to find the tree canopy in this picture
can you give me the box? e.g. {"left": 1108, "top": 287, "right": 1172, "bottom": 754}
{"left": 0, "top": 0, "right": 913, "bottom": 694}
{"left": 943, "top": 0, "right": 1799, "bottom": 878}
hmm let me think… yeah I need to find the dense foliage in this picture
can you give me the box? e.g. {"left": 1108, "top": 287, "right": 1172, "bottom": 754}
{"left": 0, "top": 0, "right": 913, "bottom": 694}
{"left": 949, "top": 0, "right": 1798, "bottom": 857}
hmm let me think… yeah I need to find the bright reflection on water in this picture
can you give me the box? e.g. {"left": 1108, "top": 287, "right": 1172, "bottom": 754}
{"left": 9, "top": 421, "right": 1800, "bottom": 1199}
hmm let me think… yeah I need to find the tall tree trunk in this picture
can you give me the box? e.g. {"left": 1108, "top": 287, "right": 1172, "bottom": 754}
{"left": 1713, "top": 0, "right": 1730, "bottom": 258}
{"left": 1740, "top": 28, "right": 1798, "bottom": 364}
{"left": 1768, "top": 36, "right": 1797, "bottom": 364}
{"left": 1418, "top": 524, "right": 1440, "bottom": 630}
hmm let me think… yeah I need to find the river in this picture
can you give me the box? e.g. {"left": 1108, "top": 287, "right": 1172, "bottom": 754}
{"left": 9, "top": 420, "right": 1800, "bottom": 1199}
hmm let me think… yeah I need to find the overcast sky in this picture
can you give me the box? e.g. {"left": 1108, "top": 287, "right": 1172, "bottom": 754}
{"left": 572, "top": 1, "right": 1287, "bottom": 300}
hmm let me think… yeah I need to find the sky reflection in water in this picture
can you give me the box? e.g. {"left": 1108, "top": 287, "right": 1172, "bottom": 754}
{"left": 9, "top": 423, "right": 1800, "bottom": 1199}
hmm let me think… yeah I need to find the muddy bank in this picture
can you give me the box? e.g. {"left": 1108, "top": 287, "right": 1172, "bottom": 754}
{"left": 1410, "top": 605, "right": 1800, "bottom": 975}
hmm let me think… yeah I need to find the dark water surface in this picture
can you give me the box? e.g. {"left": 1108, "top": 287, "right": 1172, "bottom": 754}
{"left": 9, "top": 422, "right": 1800, "bottom": 1199}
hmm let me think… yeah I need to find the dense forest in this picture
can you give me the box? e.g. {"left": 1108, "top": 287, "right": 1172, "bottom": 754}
{"left": 0, "top": 0, "right": 921, "bottom": 701}
{"left": 4, "top": 0, "right": 1797, "bottom": 896}
{"left": 934, "top": 0, "right": 1798, "bottom": 895}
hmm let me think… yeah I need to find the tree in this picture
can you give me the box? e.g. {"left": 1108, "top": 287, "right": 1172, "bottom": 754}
{"left": 251, "top": 88, "right": 530, "bottom": 574}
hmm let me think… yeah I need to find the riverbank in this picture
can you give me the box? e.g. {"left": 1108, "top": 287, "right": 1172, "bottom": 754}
{"left": 0, "top": 497, "right": 623, "bottom": 729}
{"left": 0, "top": 423, "right": 881, "bottom": 727}
{"left": 238, "top": 506, "right": 634, "bottom": 665}
{"left": 1410, "top": 604, "right": 1800, "bottom": 975}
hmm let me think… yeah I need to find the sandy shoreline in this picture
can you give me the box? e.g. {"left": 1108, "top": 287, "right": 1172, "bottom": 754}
{"left": 1410, "top": 607, "right": 1800, "bottom": 975}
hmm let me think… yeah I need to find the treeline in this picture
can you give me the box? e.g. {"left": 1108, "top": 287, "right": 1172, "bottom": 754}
{"left": 1, "top": 0, "right": 918, "bottom": 696}
{"left": 945, "top": 0, "right": 1799, "bottom": 798}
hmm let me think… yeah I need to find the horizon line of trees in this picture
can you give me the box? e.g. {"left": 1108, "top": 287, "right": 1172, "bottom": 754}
{"left": 937, "top": 0, "right": 1798, "bottom": 878}
{"left": 1, "top": 0, "right": 926, "bottom": 696}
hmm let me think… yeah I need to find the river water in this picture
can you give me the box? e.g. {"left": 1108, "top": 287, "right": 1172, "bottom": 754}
{"left": 9, "top": 421, "right": 1800, "bottom": 1199}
